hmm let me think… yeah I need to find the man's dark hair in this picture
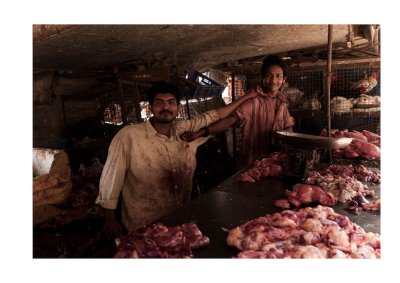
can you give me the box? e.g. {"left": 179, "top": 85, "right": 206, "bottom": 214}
{"left": 261, "top": 55, "right": 288, "bottom": 78}
{"left": 147, "top": 81, "right": 181, "bottom": 105}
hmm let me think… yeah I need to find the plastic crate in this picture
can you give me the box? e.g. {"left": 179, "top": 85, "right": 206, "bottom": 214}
{"left": 186, "top": 70, "right": 224, "bottom": 99}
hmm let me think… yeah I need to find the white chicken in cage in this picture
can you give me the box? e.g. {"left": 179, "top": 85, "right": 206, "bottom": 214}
{"left": 351, "top": 72, "right": 379, "bottom": 94}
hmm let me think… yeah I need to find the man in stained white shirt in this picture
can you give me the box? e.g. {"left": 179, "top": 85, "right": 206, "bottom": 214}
{"left": 96, "top": 81, "right": 260, "bottom": 238}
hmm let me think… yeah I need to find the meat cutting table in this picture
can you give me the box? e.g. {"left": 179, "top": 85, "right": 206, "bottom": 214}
{"left": 32, "top": 135, "right": 381, "bottom": 258}
{"left": 154, "top": 167, "right": 381, "bottom": 258}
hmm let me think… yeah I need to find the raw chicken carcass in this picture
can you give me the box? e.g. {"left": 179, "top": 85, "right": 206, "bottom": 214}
{"left": 311, "top": 185, "right": 336, "bottom": 206}
{"left": 346, "top": 139, "right": 380, "bottom": 160}
{"left": 320, "top": 129, "right": 381, "bottom": 160}
{"left": 362, "top": 130, "right": 380, "bottom": 147}
{"left": 277, "top": 183, "right": 336, "bottom": 208}
{"left": 238, "top": 152, "right": 286, "bottom": 182}
{"left": 274, "top": 198, "right": 290, "bottom": 209}
{"left": 361, "top": 199, "right": 380, "bottom": 211}
{"left": 343, "top": 130, "right": 368, "bottom": 142}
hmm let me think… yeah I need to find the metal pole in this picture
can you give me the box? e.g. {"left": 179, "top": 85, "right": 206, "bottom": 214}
{"left": 231, "top": 74, "right": 237, "bottom": 170}
{"left": 327, "top": 25, "right": 333, "bottom": 163}
{"left": 185, "top": 89, "right": 191, "bottom": 120}
{"left": 117, "top": 79, "right": 128, "bottom": 124}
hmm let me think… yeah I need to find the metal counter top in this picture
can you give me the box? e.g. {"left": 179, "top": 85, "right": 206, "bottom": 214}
{"left": 156, "top": 169, "right": 380, "bottom": 258}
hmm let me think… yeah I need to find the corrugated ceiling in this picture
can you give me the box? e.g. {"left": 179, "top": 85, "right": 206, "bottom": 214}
{"left": 33, "top": 24, "right": 366, "bottom": 72}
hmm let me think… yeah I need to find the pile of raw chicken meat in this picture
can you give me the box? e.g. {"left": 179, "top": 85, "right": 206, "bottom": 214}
{"left": 321, "top": 129, "right": 380, "bottom": 160}
{"left": 238, "top": 152, "right": 286, "bottom": 182}
{"left": 274, "top": 164, "right": 379, "bottom": 207}
{"left": 238, "top": 129, "right": 380, "bottom": 184}
{"left": 274, "top": 164, "right": 380, "bottom": 213}
{"left": 237, "top": 129, "right": 381, "bottom": 214}
{"left": 113, "top": 222, "right": 209, "bottom": 258}
{"left": 226, "top": 205, "right": 380, "bottom": 258}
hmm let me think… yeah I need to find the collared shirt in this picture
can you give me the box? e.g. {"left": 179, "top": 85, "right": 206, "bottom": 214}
{"left": 95, "top": 110, "right": 219, "bottom": 232}
{"left": 233, "top": 89, "right": 295, "bottom": 169}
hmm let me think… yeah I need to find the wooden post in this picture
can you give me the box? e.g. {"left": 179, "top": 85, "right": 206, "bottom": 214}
{"left": 327, "top": 25, "right": 333, "bottom": 163}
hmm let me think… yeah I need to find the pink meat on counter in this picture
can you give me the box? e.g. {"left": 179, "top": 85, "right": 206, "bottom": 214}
{"left": 114, "top": 222, "right": 209, "bottom": 258}
{"left": 295, "top": 184, "right": 313, "bottom": 203}
{"left": 180, "top": 222, "right": 210, "bottom": 249}
{"left": 361, "top": 199, "right": 381, "bottom": 211}
{"left": 343, "top": 148, "right": 361, "bottom": 159}
{"left": 274, "top": 198, "right": 291, "bottom": 209}
{"left": 305, "top": 170, "right": 374, "bottom": 203}
{"left": 227, "top": 205, "right": 381, "bottom": 258}
{"left": 344, "top": 131, "right": 368, "bottom": 141}
{"left": 271, "top": 152, "right": 287, "bottom": 163}
{"left": 277, "top": 183, "right": 336, "bottom": 208}
{"left": 332, "top": 149, "right": 344, "bottom": 158}
{"left": 238, "top": 172, "right": 256, "bottom": 182}
{"left": 347, "top": 139, "right": 380, "bottom": 160}
{"left": 285, "top": 189, "right": 302, "bottom": 207}
{"left": 318, "top": 164, "right": 380, "bottom": 183}
{"left": 320, "top": 129, "right": 381, "bottom": 160}
{"left": 343, "top": 130, "right": 368, "bottom": 141}
{"left": 362, "top": 130, "right": 381, "bottom": 147}
{"left": 238, "top": 152, "right": 285, "bottom": 182}
{"left": 310, "top": 185, "right": 336, "bottom": 206}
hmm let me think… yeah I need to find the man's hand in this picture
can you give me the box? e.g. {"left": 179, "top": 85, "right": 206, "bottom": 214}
{"left": 180, "top": 131, "right": 195, "bottom": 142}
{"left": 181, "top": 127, "right": 208, "bottom": 142}
{"left": 242, "top": 86, "right": 265, "bottom": 100}
{"left": 102, "top": 209, "right": 123, "bottom": 240}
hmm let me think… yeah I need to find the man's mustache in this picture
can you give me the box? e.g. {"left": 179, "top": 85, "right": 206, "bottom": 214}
{"left": 160, "top": 110, "right": 173, "bottom": 115}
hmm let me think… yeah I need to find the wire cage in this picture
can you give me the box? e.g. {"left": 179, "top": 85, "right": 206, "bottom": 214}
{"left": 283, "top": 66, "right": 326, "bottom": 135}
{"left": 61, "top": 86, "right": 122, "bottom": 173}
{"left": 286, "top": 59, "right": 380, "bottom": 135}
{"left": 61, "top": 84, "right": 126, "bottom": 138}
{"left": 222, "top": 58, "right": 381, "bottom": 168}
{"left": 60, "top": 94, "right": 90, "bottom": 126}
{"left": 118, "top": 79, "right": 147, "bottom": 124}
{"left": 61, "top": 94, "right": 104, "bottom": 139}
{"left": 329, "top": 61, "right": 380, "bottom": 134}
{"left": 284, "top": 68, "right": 324, "bottom": 111}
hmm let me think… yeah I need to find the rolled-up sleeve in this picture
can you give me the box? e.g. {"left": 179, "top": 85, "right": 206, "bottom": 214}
{"left": 232, "top": 102, "right": 251, "bottom": 128}
{"left": 95, "top": 133, "right": 128, "bottom": 209}
{"left": 176, "top": 109, "right": 220, "bottom": 133}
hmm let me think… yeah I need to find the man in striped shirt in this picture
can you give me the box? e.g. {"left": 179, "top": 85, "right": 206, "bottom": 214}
{"left": 186, "top": 55, "right": 295, "bottom": 169}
